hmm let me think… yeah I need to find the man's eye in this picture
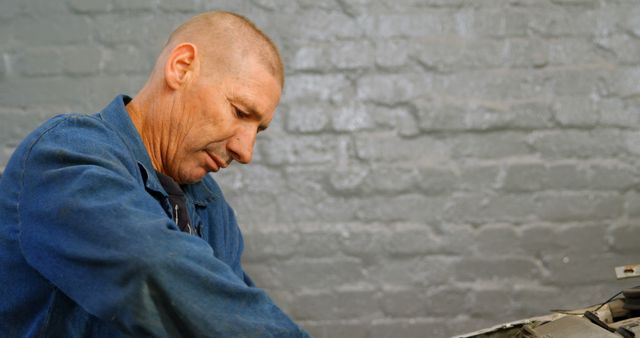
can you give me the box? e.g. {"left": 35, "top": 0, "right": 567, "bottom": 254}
{"left": 234, "top": 107, "right": 247, "bottom": 118}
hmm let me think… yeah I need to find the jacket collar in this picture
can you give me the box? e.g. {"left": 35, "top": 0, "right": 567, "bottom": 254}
{"left": 97, "top": 95, "right": 216, "bottom": 205}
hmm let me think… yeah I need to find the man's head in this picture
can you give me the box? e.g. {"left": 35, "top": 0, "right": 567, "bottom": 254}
{"left": 128, "top": 11, "right": 283, "bottom": 184}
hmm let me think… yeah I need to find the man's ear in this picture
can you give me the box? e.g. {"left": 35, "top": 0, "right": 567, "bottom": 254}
{"left": 164, "top": 43, "right": 198, "bottom": 90}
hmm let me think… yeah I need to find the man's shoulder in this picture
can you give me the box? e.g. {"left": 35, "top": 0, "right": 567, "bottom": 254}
{"left": 15, "top": 112, "right": 132, "bottom": 165}
{"left": 28, "top": 112, "right": 117, "bottom": 143}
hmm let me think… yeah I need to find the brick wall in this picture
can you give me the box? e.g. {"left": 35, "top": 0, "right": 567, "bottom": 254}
{"left": 2, "top": 0, "right": 640, "bottom": 337}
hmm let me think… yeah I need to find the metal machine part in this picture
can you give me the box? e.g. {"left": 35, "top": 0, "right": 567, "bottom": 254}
{"left": 616, "top": 265, "right": 640, "bottom": 280}
{"left": 453, "top": 299, "right": 638, "bottom": 338}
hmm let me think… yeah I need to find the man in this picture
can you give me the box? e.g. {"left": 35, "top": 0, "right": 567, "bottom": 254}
{"left": 0, "top": 11, "right": 309, "bottom": 337}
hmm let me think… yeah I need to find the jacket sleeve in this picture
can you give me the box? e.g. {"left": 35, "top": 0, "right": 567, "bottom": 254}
{"left": 16, "top": 116, "right": 308, "bottom": 338}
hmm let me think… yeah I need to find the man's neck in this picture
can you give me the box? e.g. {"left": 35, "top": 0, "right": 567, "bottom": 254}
{"left": 125, "top": 96, "right": 166, "bottom": 175}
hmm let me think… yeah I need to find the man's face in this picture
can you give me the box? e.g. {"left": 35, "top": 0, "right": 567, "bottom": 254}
{"left": 164, "top": 56, "right": 281, "bottom": 184}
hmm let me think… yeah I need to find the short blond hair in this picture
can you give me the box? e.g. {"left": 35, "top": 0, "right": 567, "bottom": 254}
{"left": 165, "top": 11, "right": 284, "bottom": 88}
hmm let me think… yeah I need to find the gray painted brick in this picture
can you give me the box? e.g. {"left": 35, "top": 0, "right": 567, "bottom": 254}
{"left": 233, "top": 165, "right": 286, "bottom": 193}
{"left": 259, "top": 134, "right": 339, "bottom": 165}
{"left": 548, "top": 38, "right": 606, "bottom": 65}
{"left": 598, "top": 99, "right": 640, "bottom": 128}
{"left": 278, "top": 167, "right": 359, "bottom": 222}
{"left": 501, "top": 162, "right": 549, "bottom": 193}
{"left": 242, "top": 229, "right": 300, "bottom": 262}
{"left": 103, "top": 45, "right": 154, "bottom": 75}
{"left": 13, "top": 48, "right": 62, "bottom": 77}
{"left": 0, "top": 77, "right": 89, "bottom": 109}
{"left": 537, "top": 192, "right": 623, "bottom": 222}
{"left": 0, "top": 0, "right": 24, "bottom": 19}
{"left": 94, "top": 14, "right": 161, "bottom": 46}
{"left": 355, "top": 132, "right": 449, "bottom": 162}
{"left": 380, "top": 288, "right": 429, "bottom": 318}
{"left": 242, "top": 263, "right": 281, "bottom": 289}
{"left": 439, "top": 223, "right": 477, "bottom": 256}
{"left": 375, "top": 39, "right": 410, "bottom": 69}
{"left": 338, "top": 223, "right": 386, "bottom": 258}
{"left": 5, "top": 2, "right": 640, "bottom": 336}
{"left": 474, "top": 225, "right": 522, "bottom": 256}
{"left": 290, "top": 289, "right": 380, "bottom": 321}
{"left": 625, "top": 192, "right": 640, "bottom": 218}
{"left": 454, "top": 257, "right": 541, "bottom": 282}
{"left": 556, "top": 223, "right": 609, "bottom": 255}
{"left": 550, "top": 0, "right": 598, "bottom": 4}
{"left": 512, "top": 286, "right": 563, "bottom": 317}
{"left": 416, "top": 99, "right": 553, "bottom": 131}
{"left": 451, "top": 132, "right": 531, "bottom": 159}
{"left": 374, "top": 12, "right": 454, "bottom": 38}
{"left": 0, "top": 54, "right": 6, "bottom": 80}
{"left": 394, "top": 107, "right": 421, "bottom": 137}
{"left": 0, "top": 22, "right": 11, "bottom": 53}
{"left": 588, "top": 162, "right": 638, "bottom": 191}
{"left": 330, "top": 102, "right": 374, "bottom": 132}
{"left": 519, "top": 224, "right": 565, "bottom": 254}
{"left": 356, "top": 73, "right": 431, "bottom": 105}
{"left": 328, "top": 165, "right": 369, "bottom": 193}
{"left": 542, "top": 253, "right": 627, "bottom": 286}
{"left": 552, "top": 97, "right": 600, "bottom": 127}
{"left": 158, "top": 0, "right": 201, "bottom": 12}
{"left": 67, "top": 0, "right": 113, "bottom": 13}
{"left": 330, "top": 40, "right": 374, "bottom": 70}
{"left": 415, "top": 98, "right": 469, "bottom": 131}
{"left": 112, "top": 0, "right": 157, "bottom": 11}
{"left": 22, "top": 0, "right": 69, "bottom": 15}
{"left": 502, "top": 161, "right": 593, "bottom": 192}
{"left": 546, "top": 163, "right": 591, "bottom": 190}
{"left": 435, "top": 70, "right": 549, "bottom": 101}
{"left": 527, "top": 8, "right": 595, "bottom": 37}
{"left": 458, "top": 164, "right": 500, "bottom": 191}
{"left": 445, "top": 193, "right": 538, "bottom": 224}
{"left": 623, "top": 4, "right": 640, "bottom": 38}
{"left": 291, "top": 10, "right": 363, "bottom": 41}
{"left": 607, "top": 67, "right": 640, "bottom": 98}
{"left": 369, "top": 257, "right": 453, "bottom": 288}
{"left": 363, "top": 165, "right": 421, "bottom": 194}
{"left": 277, "top": 257, "right": 365, "bottom": 291}
{"left": 470, "top": 289, "right": 514, "bottom": 317}
{"left": 301, "top": 321, "right": 368, "bottom": 338}
{"left": 284, "top": 74, "right": 352, "bottom": 102}
{"left": 427, "top": 286, "right": 473, "bottom": 316}
{"left": 356, "top": 194, "right": 445, "bottom": 223}
{"left": 0, "top": 110, "right": 52, "bottom": 145}
{"left": 626, "top": 130, "right": 640, "bottom": 156}
{"left": 12, "top": 15, "right": 90, "bottom": 45}
{"left": 277, "top": 193, "right": 359, "bottom": 223}
{"left": 529, "top": 129, "right": 627, "bottom": 159}
{"left": 596, "top": 34, "right": 640, "bottom": 65}
{"left": 61, "top": 46, "right": 102, "bottom": 76}
{"left": 609, "top": 222, "right": 640, "bottom": 253}
{"left": 383, "top": 225, "right": 443, "bottom": 256}
{"left": 369, "top": 318, "right": 448, "bottom": 338}
{"left": 503, "top": 38, "right": 549, "bottom": 68}
{"left": 289, "top": 44, "right": 329, "bottom": 72}
{"left": 228, "top": 192, "right": 279, "bottom": 224}
{"left": 417, "top": 166, "right": 457, "bottom": 195}
{"left": 295, "top": 229, "right": 342, "bottom": 258}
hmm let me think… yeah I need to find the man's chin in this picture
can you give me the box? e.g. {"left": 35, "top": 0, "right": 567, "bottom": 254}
{"left": 176, "top": 170, "right": 208, "bottom": 185}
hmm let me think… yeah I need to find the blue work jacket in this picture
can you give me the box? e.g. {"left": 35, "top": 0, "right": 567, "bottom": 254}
{"left": 0, "top": 96, "right": 309, "bottom": 337}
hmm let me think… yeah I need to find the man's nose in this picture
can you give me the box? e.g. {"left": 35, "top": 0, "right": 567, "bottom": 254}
{"left": 227, "top": 128, "right": 256, "bottom": 164}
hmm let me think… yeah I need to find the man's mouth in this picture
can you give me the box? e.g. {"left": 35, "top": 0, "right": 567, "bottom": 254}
{"left": 206, "top": 152, "right": 229, "bottom": 172}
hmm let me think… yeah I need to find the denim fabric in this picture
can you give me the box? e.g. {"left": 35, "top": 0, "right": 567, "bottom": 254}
{"left": 0, "top": 96, "right": 309, "bottom": 338}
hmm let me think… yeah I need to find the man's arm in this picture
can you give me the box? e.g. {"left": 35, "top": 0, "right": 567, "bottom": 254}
{"left": 17, "top": 116, "right": 308, "bottom": 337}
